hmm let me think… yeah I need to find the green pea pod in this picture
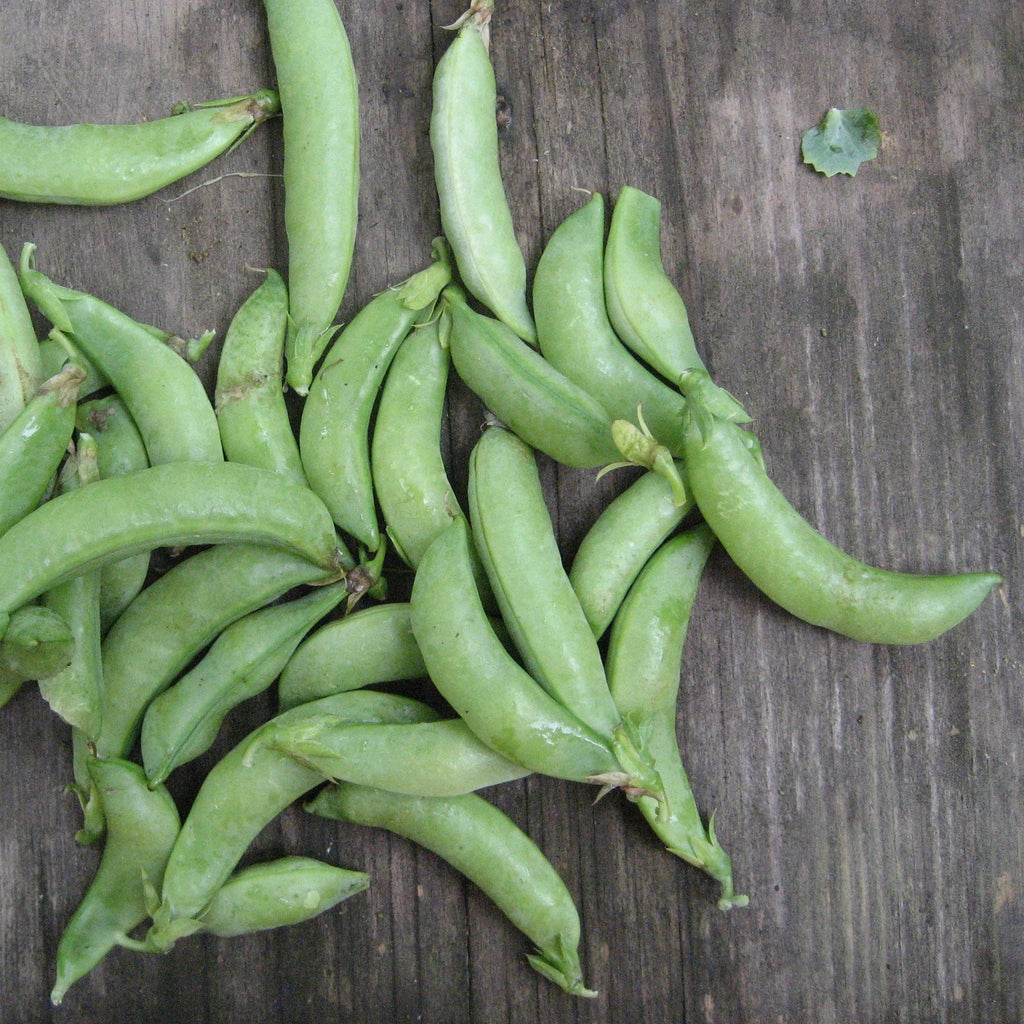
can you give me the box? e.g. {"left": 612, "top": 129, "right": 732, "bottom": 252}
{"left": 534, "top": 192, "right": 689, "bottom": 453}
{"left": 431, "top": 0, "right": 536, "bottom": 345}
{"left": 148, "top": 691, "right": 440, "bottom": 941}
{"left": 443, "top": 288, "right": 620, "bottom": 468}
{"left": 0, "top": 364, "right": 84, "bottom": 537}
{"left": 19, "top": 246, "right": 223, "bottom": 466}
{"left": 299, "top": 256, "right": 452, "bottom": 550}
{"left": 0, "top": 241, "right": 41, "bottom": 433}
{"left": 140, "top": 579, "right": 352, "bottom": 785}
{"left": 468, "top": 425, "right": 621, "bottom": 735}
{"left": 215, "top": 268, "right": 306, "bottom": 484}
{"left": 0, "top": 604, "right": 74, "bottom": 686}
{"left": 604, "top": 186, "right": 706, "bottom": 381}
{"left": 0, "top": 462, "right": 349, "bottom": 644}
{"left": 50, "top": 758, "right": 180, "bottom": 1006}
{"left": 263, "top": 0, "right": 359, "bottom": 396}
{"left": 678, "top": 370, "right": 1002, "bottom": 643}
{"left": 0, "top": 90, "right": 280, "bottom": 205}
{"left": 309, "top": 784, "right": 596, "bottom": 998}
{"left": 277, "top": 602, "right": 427, "bottom": 711}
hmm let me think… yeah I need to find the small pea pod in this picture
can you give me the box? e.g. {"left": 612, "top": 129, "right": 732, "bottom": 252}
{"left": 0, "top": 364, "right": 84, "bottom": 537}
{"left": 0, "top": 241, "right": 41, "bottom": 433}
{"left": 49, "top": 758, "right": 180, "bottom": 1006}
{"left": 309, "top": 784, "right": 596, "bottom": 998}
{"left": 215, "top": 268, "right": 306, "bottom": 484}
{"left": 431, "top": 0, "right": 536, "bottom": 345}
{"left": 604, "top": 185, "right": 706, "bottom": 381}
{"left": 0, "top": 605, "right": 75, "bottom": 708}
{"left": 300, "top": 255, "right": 452, "bottom": 550}
{"left": 678, "top": 369, "right": 1002, "bottom": 643}
{"left": 1, "top": 90, "right": 279, "bottom": 205}
{"left": 19, "top": 246, "right": 223, "bottom": 466}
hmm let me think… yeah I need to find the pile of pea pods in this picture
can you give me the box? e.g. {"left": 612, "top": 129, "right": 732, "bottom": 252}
{"left": 0, "top": 0, "right": 1001, "bottom": 1006}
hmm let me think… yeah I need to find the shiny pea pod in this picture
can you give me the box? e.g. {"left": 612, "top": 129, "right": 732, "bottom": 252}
{"left": 309, "top": 784, "right": 595, "bottom": 997}
{"left": 430, "top": 0, "right": 536, "bottom": 345}
{"left": 0, "top": 90, "right": 279, "bottom": 205}
{"left": 0, "top": 241, "right": 41, "bottom": 433}
{"left": 678, "top": 369, "right": 1002, "bottom": 643}
{"left": 604, "top": 185, "right": 706, "bottom": 382}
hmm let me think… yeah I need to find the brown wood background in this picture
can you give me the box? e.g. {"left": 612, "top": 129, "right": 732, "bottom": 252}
{"left": 1, "top": 1, "right": 1020, "bottom": 1022}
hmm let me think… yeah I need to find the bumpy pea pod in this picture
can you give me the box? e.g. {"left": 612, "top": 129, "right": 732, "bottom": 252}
{"left": 431, "top": 0, "right": 536, "bottom": 345}
{"left": 76, "top": 396, "right": 152, "bottom": 632}
{"left": 309, "top": 784, "right": 596, "bottom": 998}
{"left": 263, "top": 0, "right": 359, "bottom": 395}
{"left": 411, "top": 516, "right": 667, "bottom": 806}
{"left": 604, "top": 185, "right": 706, "bottom": 381}
{"left": 148, "top": 690, "right": 440, "bottom": 942}
{"left": 0, "top": 462, "right": 350, "bottom": 644}
{"left": 606, "top": 525, "right": 746, "bottom": 909}
{"left": 678, "top": 369, "right": 1002, "bottom": 643}
{"left": 300, "top": 254, "right": 452, "bottom": 550}
{"left": 49, "top": 758, "right": 180, "bottom": 1006}
{"left": 468, "top": 425, "right": 620, "bottom": 735}
{"left": 0, "top": 241, "right": 41, "bottom": 433}
{"left": 19, "top": 246, "right": 223, "bottom": 466}
{"left": 0, "top": 364, "right": 85, "bottom": 538}
{"left": 534, "top": 192, "right": 690, "bottom": 453}
{"left": 215, "top": 268, "right": 306, "bottom": 484}
{"left": 443, "top": 287, "right": 620, "bottom": 467}
{"left": 140, "top": 579, "right": 353, "bottom": 786}
{"left": 1, "top": 90, "right": 279, "bottom": 206}
{"left": 0, "top": 605, "right": 74, "bottom": 709}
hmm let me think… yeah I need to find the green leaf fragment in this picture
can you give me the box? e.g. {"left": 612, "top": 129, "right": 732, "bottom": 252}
{"left": 801, "top": 107, "right": 881, "bottom": 177}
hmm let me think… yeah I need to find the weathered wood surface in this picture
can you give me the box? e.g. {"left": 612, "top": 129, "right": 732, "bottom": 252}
{"left": 1, "top": 1, "right": 1020, "bottom": 1021}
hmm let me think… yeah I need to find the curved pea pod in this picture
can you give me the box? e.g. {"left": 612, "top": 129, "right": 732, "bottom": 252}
{"left": 263, "top": 0, "right": 359, "bottom": 396}
{"left": 443, "top": 289, "right": 620, "bottom": 468}
{"left": 148, "top": 691, "right": 440, "bottom": 942}
{"left": 604, "top": 185, "right": 706, "bottom": 381}
{"left": 0, "top": 605, "right": 75, "bottom": 706}
{"left": 19, "top": 246, "right": 223, "bottom": 466}
{"left": 140, "top": 580, "right": 352, "bottom": 786}
{"left": 0, "top": 90, "right": 280, "bottom": 206}
{"left": 678, "top": 369, "right": 1002, "bottom": 643}
{"left": 215, "top": 268, "right": 306, "bottom": 485}
{"left": 300, "top": 256, "right": 452, "bottom": 550}
{"left": 0, "top": 240, "right": 41, "bottom": 433}
{"left": 309, "top": 784, "right": 596, "bottom": 998}
{"left": 0, "top": 461, "right": 350, "bottom": 644}
{"left": 534, "top": 192, "right": 689, "bottom": 453}
{"left": 430, "top": 1, "right": 536, "bottom": 345}
{"left": 49, "top": 758, "right": 180, "bottom": 1006}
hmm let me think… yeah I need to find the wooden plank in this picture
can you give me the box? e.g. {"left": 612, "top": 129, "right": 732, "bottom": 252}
{"left": 0, "top": 1, "right": 1020, "bottom": 1022}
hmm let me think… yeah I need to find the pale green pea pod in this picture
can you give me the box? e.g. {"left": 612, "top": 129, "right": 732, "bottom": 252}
{"left": 0, "top": 241, "right": 41, "bottom": 433}
{"left": 1, "top": 90, "right": 280, "bottom": 205}
{"left": 309, "top": 784, "right": 596, "bottom": 998}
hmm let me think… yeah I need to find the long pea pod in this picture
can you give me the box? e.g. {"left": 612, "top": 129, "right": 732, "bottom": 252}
{"left": 309, "top": 784, "right": 596, "bottom": 998}
{"left": 0, "top": 90, "right": 280, "bottom": 205}
{"left": 0, "top": 241, "right": 41, "bottom": 433}
{"left": 299, "top": 255, "right": 452, "bottom": 550}
{"left": 431, "top": 0, "right": 536, "bottom": 345}
{"left": 263, "top": 0, "right": 359, "bottom": 395}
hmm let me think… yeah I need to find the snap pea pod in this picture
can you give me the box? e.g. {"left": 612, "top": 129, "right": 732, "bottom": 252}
{"left": 0, "top": 364, "right": 84, "bottom": 538}
{"left": 678, "top": 369, "right": 1002, "bottom": 643}
{"left": 606, "top": 525, "right": 746, "bottom": 909}
{"left": 534, "top": 192, "right": 689, "bottom": 453}
{"left": 19, "top": 246, "right": 223, "bottom": 466}
{"left": 215, "top": 268, "right": 306, "bottom": 484}
{"left": 0, "top": 461, "right": 349, "bottom": 644}
{"left": 0, "top": 241, "right": 40, "bottom": 433}
{"left": 604, "top": 185, "right": 706, "bottom": 381}
{"left": 309, "top": 784, "right": 596, "bottom": 998}
{"left": 149, "top": 691, "right": 440, "bottom": 939}
{"left": 431, "top": 0, "right": 536, "bottom": 345}
{"left": 0, "top": 90, "right": 279, "bottom": 205}
{"left": 468, "top": 425, "right": 620, "bottom": 735}
{"left": 300, "top": 255, "right": 452, "bottom": 550}
{"left": 0, "top": 605, "right": 74, "bottom": 709}
{"left": 140, "top": 579, "right": 352, "bottom": 785}
{"left": 49, "top": 758, "right": 180, "bottom": 1006}
{"left": 443, "top": 287, "right": 620, "bottom": 468}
